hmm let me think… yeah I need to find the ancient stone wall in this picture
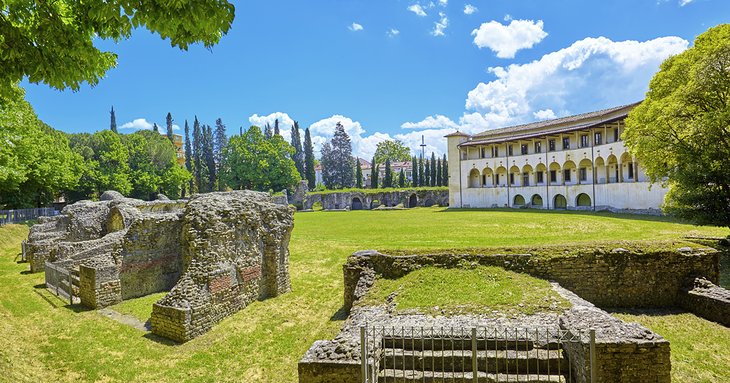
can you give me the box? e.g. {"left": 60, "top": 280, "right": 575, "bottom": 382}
{"left": 303, "top": 188, "right": 448, "bottom": 210}
{"left": 78, "top": 264, "right": 122, "bottom": 309}
{"left": 677, "top": 277, "right": 730, "bottom": 326}
{"left": 343, "top": 246, "right": 718, "bottom": 311}
{"left": 150, "top": 191, "right": 293, "bottom": 342}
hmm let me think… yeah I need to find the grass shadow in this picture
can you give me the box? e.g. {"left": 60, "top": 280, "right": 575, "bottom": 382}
{"left": 65, "top": 303, "right": 92, "bottom": 313}
{"left": 436, "top": 207, "right": 691, "bottom": 224}
{"left": 606, "top": 307, "right": 686, "bottom": 317}
{"left": 143, "top": 332, "right": 180, "bottom": 346}
{"left": 20, "top": 270, "right": 34, "bottom": 275}
{"left": 329, "top": 306, "right": 349, "bottom": 321}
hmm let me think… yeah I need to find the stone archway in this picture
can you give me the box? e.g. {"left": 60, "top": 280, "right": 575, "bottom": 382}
{"left": 554, "top": 194, "right": 567, "bottom": 209}
{"left": 351, "top": 197, "right": 363, "bottom": 210}
{"left": 424, "top": 199, "right": 435, "bottom": 207}
{"left": 408, "top": 194, "right": 418, "bottom": 208}
{"left": 576, "top": 193, "right": 592, "bottom": 207}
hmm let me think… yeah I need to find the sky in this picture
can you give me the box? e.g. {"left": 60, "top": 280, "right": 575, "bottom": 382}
{"left": 22, "top": 0, "right": 730, "bottom": 159}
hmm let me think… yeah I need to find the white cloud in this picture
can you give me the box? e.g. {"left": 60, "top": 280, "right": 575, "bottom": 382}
{"left": 463, "top": 4, "right": 478, "bottom": 15}
{"left": 504, "top": 14, "right": 513, "bottom": 22}
{"left": 464, "top": 35, "right": 688, "bottom": 130}
{"left": 348, "top": 22, "right": 363, "bottom": 32}
{"left": 408, "top": 4, "right": 428, "bottom": 16}
{"left": 248, "top": 112, "right": 297, "bottom": 141}
{"left": 472, "top": 19, "right": 548, "bottom": 59}
{"left": 387, "top": 28, "right": 400, "bottom": 37}
{"left": 431, "top": 12, "right": 448, "bottom": 36}
{"left": 438, "top": 0, "right": 448, "bottom": 6}
{"left": 679, "top": 0, "right": 694, "bottom": 6}
{"left": 119, "top": 118, "right": 179, "bottom": 133}
{"left": 401, "top": 115, "right": 459, "bottom": 130}
{"left": 533, "top": 109, "right": 557, "bottom": 120}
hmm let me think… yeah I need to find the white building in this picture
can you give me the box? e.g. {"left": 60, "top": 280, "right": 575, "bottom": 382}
{"left": 446, "top": 103, "right": 667, "bottom": 211}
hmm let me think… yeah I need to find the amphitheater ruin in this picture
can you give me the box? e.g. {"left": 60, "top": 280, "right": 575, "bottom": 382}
{"left": 25, "top": 190, "right": 294, "bottom": 342}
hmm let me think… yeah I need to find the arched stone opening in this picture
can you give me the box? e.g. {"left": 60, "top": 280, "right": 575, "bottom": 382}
{"left": 513, "top": 194, "right": 525, "bottom": 207}
{"left": 469, "top": 168, "right": 481, "bottom": 188}
{"left": 576, "top": 193, "right": 592, "bottom": 207}
{"left": 424, "top": 199, "right": 435, "bottom": 207}
{"left": 408, "top": 194, "right": 418, "bottom": 208}
{"left": 531, "top": 194, "right": 543, "bottom": 207}
{"left": 553, "top": 194, "right": 567, "bottom": 209}
{"left": 351, "top": 197, "right": 363, "bottom": 210}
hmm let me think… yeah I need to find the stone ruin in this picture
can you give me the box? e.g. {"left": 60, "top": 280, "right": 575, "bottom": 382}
{"left": 26, "top": 190, "right": 293, "bottom": 342}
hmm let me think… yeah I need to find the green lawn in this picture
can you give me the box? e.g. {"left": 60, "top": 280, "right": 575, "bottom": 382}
{"left": 362, "top": 266, "right": 570, "bottom": 316}
{"left": 0, "top": 208, "right": 727, "bottom": 382}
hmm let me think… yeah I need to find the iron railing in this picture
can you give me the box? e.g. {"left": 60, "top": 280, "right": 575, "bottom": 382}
{"left": 361, "top": 325, "right": 595, "bottom": 383}
{"left": 0, "top": 208, "right": 57, "bottom": 225}
{"left": 44, "top": 261, "right": 75, "bottom": 304}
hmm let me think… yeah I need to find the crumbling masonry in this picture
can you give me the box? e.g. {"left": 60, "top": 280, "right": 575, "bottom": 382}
{"left": 26, "top": 190, "right": 293, "bottom": 342}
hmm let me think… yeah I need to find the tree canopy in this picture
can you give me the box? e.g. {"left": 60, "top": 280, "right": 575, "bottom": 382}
{"left": 624, "top": 24, "right": 730, "bottom": 228}
{"left": 321, "top": 123, "right": 354, "bottom": 189}
{"left": 373, "top": 139, "right": 411, "bottom": 164}
{"left": 221, "top": 126, "right": 299, "bottom": 192}
{"left": 0, "top": 0, "right": 235, "bottom": 99}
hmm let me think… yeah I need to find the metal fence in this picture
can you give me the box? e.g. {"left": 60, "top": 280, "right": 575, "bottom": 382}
{"left": 44, "top": 261, "right": 75, "bottom": 305}
{"left": 361, "top": 326, "right": 594, "bottom": 383}
{"left": 0, "top": 208, "right": 58, "bottom": 225}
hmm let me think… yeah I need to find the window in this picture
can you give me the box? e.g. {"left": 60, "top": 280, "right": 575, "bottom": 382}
{"left": 461, "top": 151, "right": 466, "bottom": 160}
{"left": 580, "top": 135, "right": 589, "bottom": 148}
{"left": 627, "top": 162, "right": 634, "bottom": 179}
{"left": 508, "top": 145, "right": 513, "bottom": 156}
{"left": 594, "top": 132, "right": 602, "bottom": 145}
{"left": 510, "top": 173, "right": 515, "bottom": 185}
{"left": 495, "top": 174, "right": 500, "bottom": 185}
{"left": 480, "top": 147, "right": 486, "bottom": 158}
{"left": 520, "top": 144, "right": 528, "bottom": 155}
{"left": 535, "top": 141, "right": 542, "bottom": 153}
{"left": 563, "top": 169, "right": 572, "bottom": 182}
{"left": 579, "top": 167, "right": 587, "bottom": 182}
{"left": 548, "top": 139, "right": 556, "bottom": 152}
{"left": 614, "top": 127, "right": 620, "bottom": 142}
{"left": 536, "top": 171, "right": 544, "bottom": 184}
{"left": 522, "top": 172, "right": 530, "bottom": 186}
{"left": 550, "top": 170, "right": 557, "bottom": 183}
{"left": 482, "top": 175, "right": 487, "bottom": 185}
{"left": 494, "top": 147, "right": 498, "bottom": 157}
{"left": 562, "top": 137, "right": 570, "bottom": 150}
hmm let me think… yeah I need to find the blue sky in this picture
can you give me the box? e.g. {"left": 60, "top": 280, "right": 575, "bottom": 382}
{"left": 23, "top": 0, "right": 730, "bottom": 158}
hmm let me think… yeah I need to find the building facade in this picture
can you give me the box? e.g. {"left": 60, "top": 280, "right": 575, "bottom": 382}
{"left": 446, "top": 103, "right": 667, "bottom": 211}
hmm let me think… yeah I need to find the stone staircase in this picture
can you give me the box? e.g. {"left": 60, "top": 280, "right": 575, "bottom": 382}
{"left": 374, "top": 332, "right": 569, "bottom": 383}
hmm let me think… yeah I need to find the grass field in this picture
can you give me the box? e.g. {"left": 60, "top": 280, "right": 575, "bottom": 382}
{"left": 0, "top": 208, "right": 728, "bottom": 382}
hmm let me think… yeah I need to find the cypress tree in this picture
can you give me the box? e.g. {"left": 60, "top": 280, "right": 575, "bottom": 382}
{"left": 436, "top": 158, "right": 442, "bottom": 186}
{"left": 383, "top": 158, "right": 392, "bottom": 188}
{"left": 411, "top": 156, "right": 418, "bottom": 187}
{"left": 423, "top": 158, "right": 431, "bottom": 186}
{"left": 110, "top": 106, "right": 117, "bottom": 133}
{"left": 274, "top": 118, "right": 280, "bottom": 136}
{"left": 264, "top": 123, "right": 273, "bottom": 139}
{"left": 152, "top": 123, "right": 159, "bottom": 133}
{"left": 430, "top": 152, "right": 437, "bottom": 186}
{"left": 204, "top": 125, "right": 216, "bottom": 192}
{"left": 184, "top": 120, "right": 193, "bottom": 194}
{"left": 320, "top": 123, "right": 354, "bottom": 189}
{"left": 355, "top": 159, "right": 363, "bottom": 188}
{"left": 166, "top": 112, "right": 174, "bottom": 142}
{"left": 291, "top": 122, "right": 304, "bottom": 178}
{"left": 418, "top": 157, "right": 425, "bottom": 187}
{"left": 304, "top": 128, "right": 316, "bottom": 189}
{"left": 442, "top": 154, "right": 448, "bottom": 186}
{"left": 193, "top": 117, "right": 202, "bottom": 192}
{"left": 398, "top": 169, "right": 406, "bottom": 188}
{"left": 214, "top": 118, "right": 228, "bottom": 190}
{"left": 370, "top": 156, "right": 379, "bottom": 189}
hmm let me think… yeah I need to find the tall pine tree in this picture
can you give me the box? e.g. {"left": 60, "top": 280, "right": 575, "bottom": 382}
{"left": 184, "top": 120, "right": 193, "bottom": 194}
{"left": 274, "top": 119, "right": 280, "bottom": 136}
{"left": 193, "top": 117, "right": 203, "bottom": 192}
{"left": 355, "top": 159, "right": 363, "bottom": 188}
{"left": 436, "top": 158, "right": 442, "bottom": 186}
{"left": 304, "top": 128, "right": 316, "bottom": 189}
{"left": 418, "top": 157, "right": 425, "bottom": 187}
{"left": 383, "top": 158, "right": 392, "bottom": 188}
{"left": 370, "top": 156, "right": 378, "bottom": 189}
{"left": 442, "top": 154, "right": 448, "bottom": 186}
{"left": 166, "top": 112, "right": 174, "bottom": 142}
{"left": 290, "top": 122, "right": 304, "bottom": 178}
{"left": 430, "top": 152, "right": 437, "bottom": 186}
{"left": 411, "top": 156, "right": 418, "bottom": 187}
{"left": 214, "top": 118, "right": 228, "bottom": 191}
{"left": 203, "top": 125, "right": 216, "bottom": 192}
{"left": 264, "top": 123, "right": 273, "bottom": 140}
{"left": 424, "top": 160, "right": 430, "bottom": 187}
{"left": 398, "top": 169, "right": 406, "bottom": 188}
{"left": 320, "top": 123, "right": 355, "bottom": 189}
{"left": 110, "top": 106, "right": 117, "bottom": 133}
